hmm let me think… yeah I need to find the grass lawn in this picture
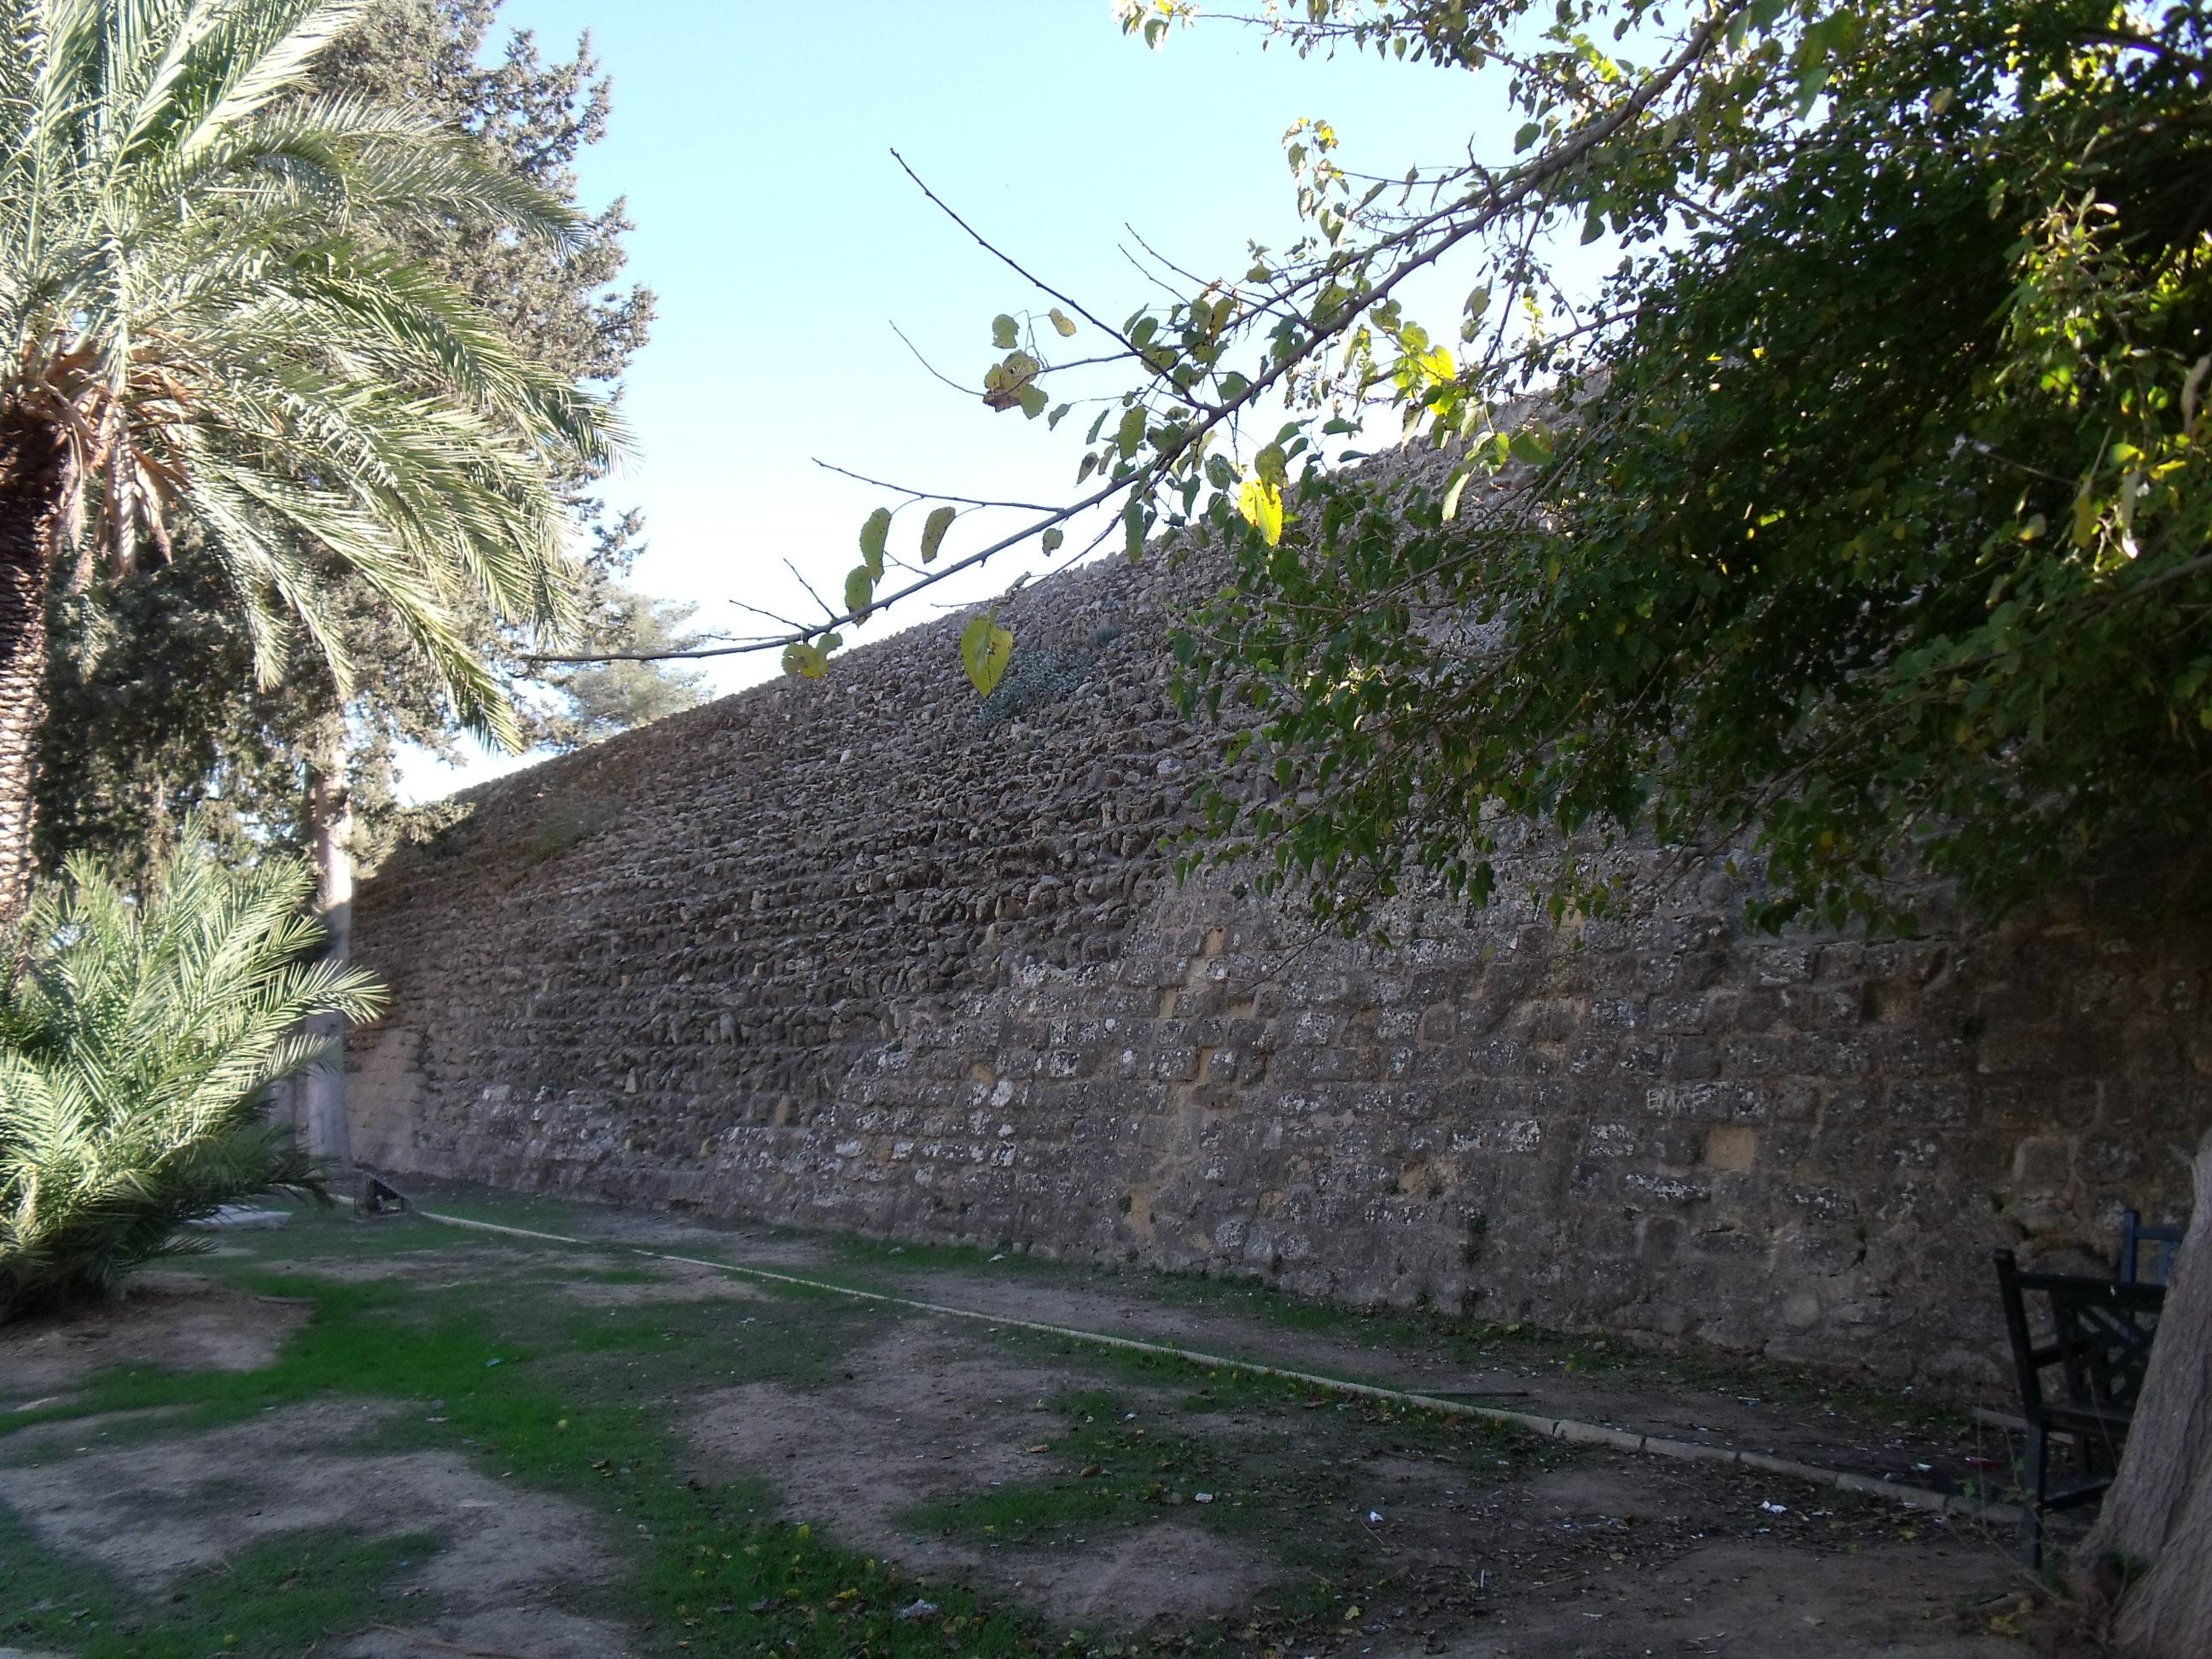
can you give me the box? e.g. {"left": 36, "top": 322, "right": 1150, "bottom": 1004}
{"left": 0, "top": 1201, "right": 2028, "bottom": 1657}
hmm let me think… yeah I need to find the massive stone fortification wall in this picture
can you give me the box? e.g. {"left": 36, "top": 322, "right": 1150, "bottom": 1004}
{"left": 351, "top": 545, "right": 2211, "bottom": 1388}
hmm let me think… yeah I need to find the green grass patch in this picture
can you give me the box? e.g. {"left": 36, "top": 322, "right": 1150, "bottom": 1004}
{"left": 184, "top": 1202, "right": 568, "bottom": 1268}
{"left": 0, "top": 1508, "right": 438, "bottom": 1659}
{"left": 1142, "top": 1269, "right": 1975, "bottom": 1440}
{"left": 902, "top": 1389, "right": 1246, "bottom": 1547}
{"left": 821, "top": 1225, "right": 1973, "bottom": 1447}
{"left": 0, "top": 1255, "right": 1063, "bottom": 1656}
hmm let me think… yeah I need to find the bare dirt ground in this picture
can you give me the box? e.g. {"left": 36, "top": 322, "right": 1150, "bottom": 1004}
{"left": 0, "top": 1195, "right": 2041, "bottom": 1658}
{"left": 1412, "top": 1538, "right": 2011, "bottom": 1658}
{"left": 0, "top": 1397, "right": 632, "bottom": 1657}
{"left": 687, "top": 1317, "right": 2015, "bottom": 1656}
{"left": 0, "top": 1271, "right": 310, "bottom": 1412}
{"left": 496, "top": 1188, "right": 2008, "bottom": 1490}
{"left": 689, "top": 1324, "right": 1278, "bottom": 1628}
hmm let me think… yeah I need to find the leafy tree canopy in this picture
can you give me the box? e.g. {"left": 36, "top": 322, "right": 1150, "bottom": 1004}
{"left": 796, "top": 0, "right": 2212, "bottom": 937}
{"left": 37, "top": 0, "right": 693, "bottom": 880}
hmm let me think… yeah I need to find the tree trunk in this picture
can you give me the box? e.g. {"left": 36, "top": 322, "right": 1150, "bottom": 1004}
{"left": 2083, "top": 1126, "right": 2212, "bottom": 1656}
{"left": 301, "top": 745, "right": 354, "bottom": 1164}
{"left": 0, "top": 422, "right": 70, "bottom": 923}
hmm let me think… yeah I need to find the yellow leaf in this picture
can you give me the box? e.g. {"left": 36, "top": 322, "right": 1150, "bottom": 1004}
{"left": 1237, "top": 477, "right": 1284, "bottom": 545}
{"left": 961, "top": 611, "right": 1016, "bottom": 696}
{"left": 2071, "top": 482, "right": 2099, "bottom": 548}
{"left": 780, "top": 643, "right": 829, "bottom": 680}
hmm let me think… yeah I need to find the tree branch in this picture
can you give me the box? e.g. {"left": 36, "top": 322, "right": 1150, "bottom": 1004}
{"left": 532, "top": 10, "right": 1746, "bottom": 671}
{"left": 890, "top": 148, "right": 1144, "bottom": 353}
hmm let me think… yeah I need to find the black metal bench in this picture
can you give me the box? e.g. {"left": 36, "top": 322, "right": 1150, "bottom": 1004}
{"left": 1993, "top": 1249, "right": 2166, "bottom": 1565}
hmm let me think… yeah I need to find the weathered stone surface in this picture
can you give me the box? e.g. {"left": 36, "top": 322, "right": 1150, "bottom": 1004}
{"left": 351, "top": 546, "right": 2210, "bottom": 1388}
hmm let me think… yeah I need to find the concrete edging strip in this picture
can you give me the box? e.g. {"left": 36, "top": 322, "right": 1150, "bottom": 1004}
{"left": 399, "top": 1205, "right": 2025, "bottom": 1528}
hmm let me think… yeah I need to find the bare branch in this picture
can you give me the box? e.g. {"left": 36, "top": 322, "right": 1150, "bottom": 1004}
{"left": 523, "top": 458, "right": 1162, "bottom": 664}
{"left": 530, "top": 15, "right": 1746, "bottom": 672}
{"left": 811, "top": 457, "right": 1065, "bottom": 513}
{"left": 783, "top": 557, "right": 840, "bottom": 622}
{"left": 890, "top": 148, "right": 1144, "bottom": 352}
{"left": 888, "top": 320, "right": 975, "bottom": 396}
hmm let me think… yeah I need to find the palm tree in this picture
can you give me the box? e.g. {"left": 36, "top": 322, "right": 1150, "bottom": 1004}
{"left": 0, "top": 824, "right": 382, "bottom": 1317}
{"left": 0, "top": 0, "right": 618, "bottom": 915}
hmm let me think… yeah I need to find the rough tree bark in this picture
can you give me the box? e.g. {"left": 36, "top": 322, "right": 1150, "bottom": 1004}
{"left": 301, "top": 745, "right": 354, "bottom": 1163}
{"left": 2083, "top": 1126, "right": 2212, "bottom": 1656}
{"left": 0, "top": 421, "right": 70, "bottom": 923}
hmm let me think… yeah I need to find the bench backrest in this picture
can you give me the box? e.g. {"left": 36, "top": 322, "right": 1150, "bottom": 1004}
{"left": 2119, "top": 1208, "right": 2186, "bottom": 1285}
{"left": 1993, "top": 1250, "right": 2166, "bottom": 1435}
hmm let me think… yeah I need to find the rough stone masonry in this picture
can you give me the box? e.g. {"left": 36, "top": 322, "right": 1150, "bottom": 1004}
{"left": 350, "top": 540, "right": 2211, "bottom": 1388}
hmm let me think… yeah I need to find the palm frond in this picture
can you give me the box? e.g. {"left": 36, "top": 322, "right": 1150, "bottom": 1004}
{"left": 0, "top": 823, "right": 383, "bottom": 1318}
{"left": 2, "top": 0, "right": 619, "bottom": 748}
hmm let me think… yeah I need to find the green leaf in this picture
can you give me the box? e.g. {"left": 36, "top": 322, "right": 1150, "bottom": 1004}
{"left": 1118, "top": 406, "right": 1148, "bottom": 458}
{"left": 1441, "top": 466, "right": 1474, "bottom": 522}
{"left": 919, "top": 504, "right": 956, "bottom": 564}
{"left": 1042, "top": 527, "right": 1065, "bottom": 554}
{"left": 960, "top": 610, "right": 1015, "bottom": 696}
{"left": 1049, "top": 307, "right": 1078, "bottom": 337}
{"left": 1018, "top": 382, "right": 1050, "bottom": 420}
{"left": 1508, "top": 427, "right": 1555, "bottom": 467}
{"left": 1206, "top": 453, "right": 1237, "bottom": 491}
{"left": 1124, "top": 498, "right": 1149, "bottom": 561}
{"left": 844, "top": 566, "right": 875, "bottom": 620}
{"left": 782, "top": 642, "right": 829, "bottom": 679}
{"left": 992, "top": 313, "right": 1019, "bottom": 349}
{"left": 859, "top": 508, "right": 891, "bottom": 579}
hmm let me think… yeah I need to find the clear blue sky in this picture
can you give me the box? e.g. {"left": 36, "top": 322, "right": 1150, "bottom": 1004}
{"left": 409, "top": 2, "right": 1524, "bottom": 794}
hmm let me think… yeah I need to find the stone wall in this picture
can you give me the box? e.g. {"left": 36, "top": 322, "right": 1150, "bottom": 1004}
{"left": 350, "top": 545, "right": 2212, "bottom": 1388}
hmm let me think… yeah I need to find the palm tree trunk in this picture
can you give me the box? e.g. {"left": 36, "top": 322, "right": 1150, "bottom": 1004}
{"left": 0, "top": 423, "right": 71, "bottom": 922}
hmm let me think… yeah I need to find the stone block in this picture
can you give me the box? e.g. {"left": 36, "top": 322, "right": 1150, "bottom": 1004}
{"left": 1700, "top": 1124, "right": 1759, "bottom": 1172}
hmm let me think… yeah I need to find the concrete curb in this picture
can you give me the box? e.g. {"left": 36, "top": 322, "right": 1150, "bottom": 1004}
{"left": 395, "top": 1203, "right": 2026, "bottom": 1529}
